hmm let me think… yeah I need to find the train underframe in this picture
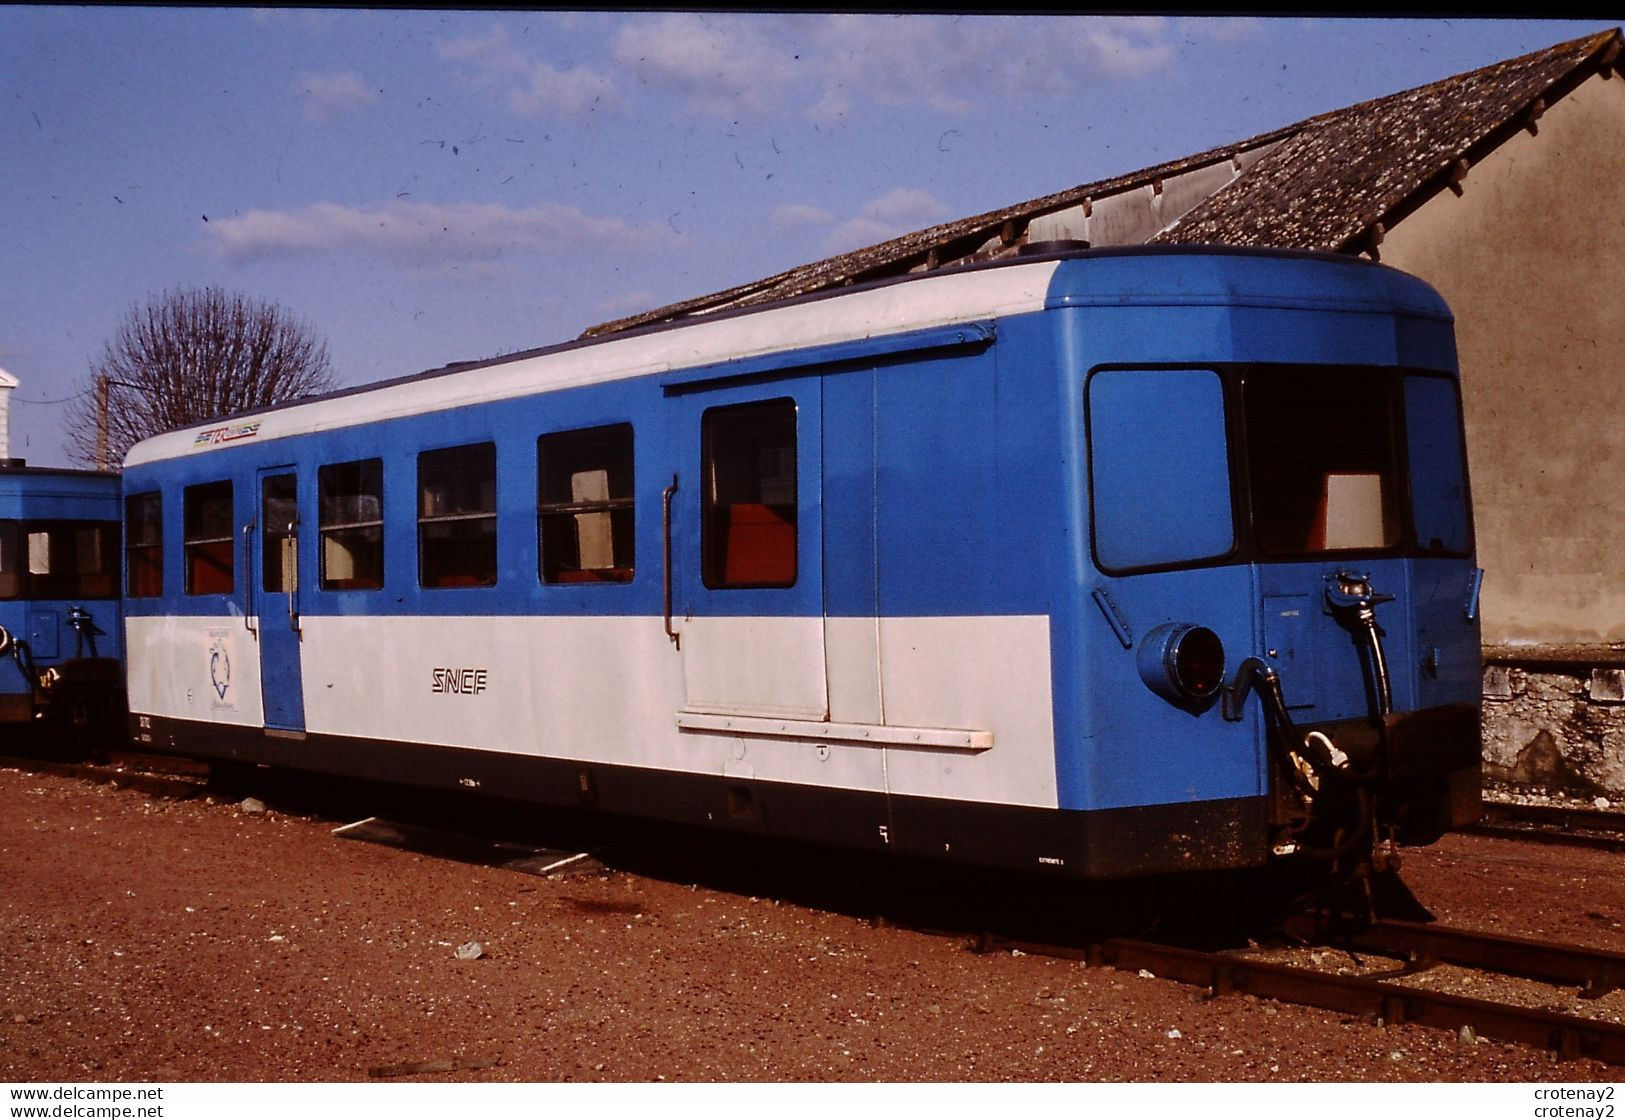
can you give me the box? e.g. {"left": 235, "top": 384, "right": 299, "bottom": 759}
{"left": 1, "top": 654, "right": 125, "bottom": 754}
{"left": 126, "top": 700, "right": 1478, "bottom": 891}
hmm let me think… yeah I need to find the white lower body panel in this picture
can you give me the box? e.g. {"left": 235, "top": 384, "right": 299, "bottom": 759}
{"left": 126, "top": 612, "right": 1059, "bottom": 809}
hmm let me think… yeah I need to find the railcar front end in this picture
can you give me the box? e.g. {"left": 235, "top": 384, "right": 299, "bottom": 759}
{"left": 0, "top": 463, "right": 125, "bottom": 746}
{"left": 1063, "top": 251, "right": 1480, "bottom": 880}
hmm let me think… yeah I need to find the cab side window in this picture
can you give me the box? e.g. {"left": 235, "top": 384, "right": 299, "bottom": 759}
{"left": 701, "top": 398, "right": 797, "bottom": 589}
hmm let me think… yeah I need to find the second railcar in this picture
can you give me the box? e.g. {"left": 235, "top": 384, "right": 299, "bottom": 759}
{"left": 119, "top": 246, "right": 1481, "bottom": 879}
{"left": 0, "top": 461, "right": 125, "bottom": 745}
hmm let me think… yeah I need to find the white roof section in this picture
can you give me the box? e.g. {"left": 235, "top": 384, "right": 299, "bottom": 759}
{"left": 124, "top": 259, "right": 1061, "bottom": 468}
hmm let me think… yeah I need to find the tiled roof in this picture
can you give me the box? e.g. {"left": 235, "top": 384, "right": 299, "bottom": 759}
{"left": 1157, "top": 27, "right": 1621, "bottom": 250}
{"left": 584, "top": 28, "right": 1621, "bottom": 339}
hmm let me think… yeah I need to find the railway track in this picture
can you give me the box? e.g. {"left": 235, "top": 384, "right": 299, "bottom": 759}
{"left": 979, "top": 918, "right": 1625, "bottom": 1068}
{"left": 0, "top": 748, "right": 209, "bottom": 801}
{"left": 1467, "top": 800, "right": 1625, "bottom": 852}
{"left": 14, "top": 750, "right": 1625, "bottom": 1068}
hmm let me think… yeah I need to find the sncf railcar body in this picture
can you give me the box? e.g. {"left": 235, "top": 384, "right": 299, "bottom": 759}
{"left": 0, "top": 462, "right": 125, "bottom": 739}
{"left": 120, "top": 247, "right": 1481, "bottom": 878}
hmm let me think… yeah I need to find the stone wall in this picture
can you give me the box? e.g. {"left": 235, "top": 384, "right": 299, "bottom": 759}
{"left": 1482, "top": 655, "right": 1625, "bottom": 799}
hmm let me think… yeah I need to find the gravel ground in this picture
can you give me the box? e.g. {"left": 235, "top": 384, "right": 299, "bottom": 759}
{"left": 2, "top": 764, "right": 1622, "bottom": 1084}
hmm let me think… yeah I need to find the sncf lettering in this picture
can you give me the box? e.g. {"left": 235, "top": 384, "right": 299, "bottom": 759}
{"left": 431, "top": 668, "right": 489, "bottom": 695}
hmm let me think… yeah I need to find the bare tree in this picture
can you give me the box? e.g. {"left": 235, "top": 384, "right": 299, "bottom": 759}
{"left": 65, "top": 286, "right": 338, "bottom": 469}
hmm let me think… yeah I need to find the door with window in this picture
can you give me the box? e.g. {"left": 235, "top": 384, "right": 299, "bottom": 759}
{"left": 257, "top": 466, "right": 306, "bottom": 733}
{"left": 672, "top": 381, "right": 826, "bottom": 721}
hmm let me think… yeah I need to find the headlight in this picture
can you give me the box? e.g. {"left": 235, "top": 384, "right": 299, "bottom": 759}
{"left": 1137, "top": 623, "right": 1225, "bottom": 706}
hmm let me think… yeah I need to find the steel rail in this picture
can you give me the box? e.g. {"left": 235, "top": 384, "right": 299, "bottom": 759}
{"left": 1090, "top": 937, "right": 1625, "bottom": 1066}
{"left": 1338, "top": 918, "right": 1625, "bottom": 999}
{"left": 0, "top": 751, "right": 207, "bottom": 800}
{"left": 1465, "top": 802, "right": 1625, "bottom": 853}
{"left": 1480, "top": 802, "right": 1625, "bottom": 832}
{"left": 1464, "top": 822, "right": 1625, "bottom": 853}
{"left": 977, "top": 930, "right": 1625, "bottom": 1067}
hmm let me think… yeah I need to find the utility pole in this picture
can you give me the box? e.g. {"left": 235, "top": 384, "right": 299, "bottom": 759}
{"left": 94, "top": 376, "right": 139, "bottom": 471}
{"left": 95, "top": 375, "right": 109, "bottom": 470}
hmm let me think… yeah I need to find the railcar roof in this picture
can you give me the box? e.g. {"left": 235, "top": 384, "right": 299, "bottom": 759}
{"left": 0, "top": 463, "right": 119, "bottom": 481}
{"left": 122, "top": 245, "right": 1437, "bottom": 470}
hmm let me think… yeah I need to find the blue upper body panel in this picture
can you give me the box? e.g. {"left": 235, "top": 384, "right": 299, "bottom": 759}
{"left": 0, "top": 466, "right": 123, "bottom": 523}
{"left": 120, "top": 248, "right": 1455, "bottom": 625}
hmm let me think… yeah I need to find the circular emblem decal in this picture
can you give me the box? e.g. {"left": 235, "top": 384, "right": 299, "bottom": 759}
{"left": 209, "top": 637, "right": 232, "bottom": 700}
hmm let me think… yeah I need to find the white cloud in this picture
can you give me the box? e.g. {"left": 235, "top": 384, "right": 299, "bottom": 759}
{"left": 1074, "top": 18, "right": 1176, "bottom": 79}
{"left": 437, "top": 26, "right": 527, "bottom": 74}
{"left": 612, "top": 13, "right": 799, "bottom": 117}
{"left": 771, "top": 203, "right": 833, "bottom": 231}
{"left": 807, "top": 15, "right": 988, "bottom": 115}
{"left": 822, "top": 188, "right": 950, "bottom": 255}
{"left": 509, "top": 60, "right": 617, "bottom": 116}
{"left": 801, "top": 15, "right": 1176, "bottom": 121}
{"left": 440, "top": 14, "right": 1187, "bottom": 126}
{"left": 866, "top": 187, "right": 948, "bottom": 225}
{"left": 805, "top": 86, "right": 854, "bottom": 127}
{"left": 1175, "top": 16, "right": 1263, "bottom": 46}
{"left": 293, "top": 71, "right": 378, "bottom": 125}
{"left": 205, "top": 200, "right": 683, "bottom": 268}
{"left": 438, "top": 26, "right": 619, "bottom": 117}
{"left": 594, "top": 289, "right": 661, "bottom": 319}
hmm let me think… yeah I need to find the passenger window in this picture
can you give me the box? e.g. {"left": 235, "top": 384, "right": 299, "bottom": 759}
{"left": 1404, "top": 375, "right": 1472, "bottom": 556}
{"left": 2, "top": 518, "right": 119, "bottom": 599}
{"left": 24, "top": 522, "right": 119, "bottom": 599}
{"left": 702, "top": 399, "right": 797, "bottom": 589}
{"left": 538, "top": 423, "right": 634, "bottom": 584}
{"left": 262, "top": 474, "right": 298, "bottom": 593}
{"left": 27, "top": 531, "right": 50, "bottom": 577}
{"left": 125, "top": 493, "right": 163, "bottom": 598}
{"left": 183, "top": 481, "right": 235, "bottom": 595}
{"left": 0, "top": 520, "right": 19, "bottom": 599}
{"left": 1244, "top": 370, "right": 1400, "bottom": 555}
{"left": 1089, "top": 369, "right": 1234, "bottom": 571}
{"left": 419, "top": 442, "right": 497, "bottom": 588}
{"left": 319, "top": 459, "right": 383, "bottom": 591}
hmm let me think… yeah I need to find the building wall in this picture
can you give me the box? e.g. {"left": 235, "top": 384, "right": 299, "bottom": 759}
{"left": 1381, "top": 73, "right": 1625, "bottom": 650}
{"left": 1381, "top": 73, "right": 1625, "bottom": 795}
{"left": 0, "top": 368, "right": 17, "bottom": 461}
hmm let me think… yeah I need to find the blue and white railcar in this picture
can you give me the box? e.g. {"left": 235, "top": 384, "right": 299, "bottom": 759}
{"left": 0, "top": 461, "right": 125, "bottom": 742}
{"left": 120, "top": 247, "right": 1481, "bottom": 878}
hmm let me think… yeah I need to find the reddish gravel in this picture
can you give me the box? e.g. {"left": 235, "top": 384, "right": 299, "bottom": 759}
{"left": 1, "top": 764, "right": 1621, "bottom": 1083}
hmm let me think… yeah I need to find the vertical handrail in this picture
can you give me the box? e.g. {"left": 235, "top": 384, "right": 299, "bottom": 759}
{"left": 286, "top": 518, "right": 300, "bottom": 635}
{"left": 242, "top": 523, "right": 257, "bottom": 635}
{"left": 662, "top": 475, "right": 680, "bottom": 649}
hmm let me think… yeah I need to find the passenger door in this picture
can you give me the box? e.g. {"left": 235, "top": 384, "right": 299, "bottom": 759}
{"left": 670, "top": 380, "right": 827, "bottom": 721}
{"left": 255, "top": 466, "right": 306, "bottom": 734}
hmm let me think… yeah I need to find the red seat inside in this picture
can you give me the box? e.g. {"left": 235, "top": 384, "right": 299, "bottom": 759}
{"left": 722, "top": 503, "right": 794, "bottom": 585}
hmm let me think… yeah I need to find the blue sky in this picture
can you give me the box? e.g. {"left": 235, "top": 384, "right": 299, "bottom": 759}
{"left": 0, "top": 10, "right": 1608, "bottom": 466}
